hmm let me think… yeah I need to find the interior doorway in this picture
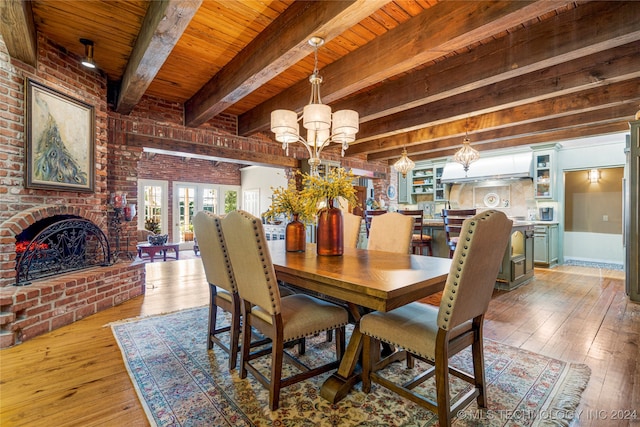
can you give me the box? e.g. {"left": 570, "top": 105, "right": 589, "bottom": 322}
{"left": 563, "top": 167, "right": 624, "bottom": 266}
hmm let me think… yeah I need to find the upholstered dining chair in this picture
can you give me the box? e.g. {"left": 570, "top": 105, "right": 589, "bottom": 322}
{"left": 399, "top": 209, "right": 433, "bottom": 256}
{"left": 442, "top": 208, "right": 477, "bottom": 258}
{"left": 221, "top": 210, "right": 349, "bottom": 411}
{"left": 367, "top": 211, "right": 415, "bottom": 254}
{"left": 192, "top": 211, "right": 242, "bottom": 369}
{"left": 359, "top": 210, "right": 512, "bottom": 426}
{"left": 343, "top": 211, "right": 363, "bottom": 249}
{"left": 364, "top": 210, "right": 386, "bottom": 237}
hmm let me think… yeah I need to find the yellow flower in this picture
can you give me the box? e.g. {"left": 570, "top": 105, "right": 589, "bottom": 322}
{"left": 264, "top": 175, "right": 316, "bottom": 223}
{"left": 266, "top": 168, "right": 360, "bottom": 223}
{"left": 301, "top": 168, "right": 359, "bottom": 211}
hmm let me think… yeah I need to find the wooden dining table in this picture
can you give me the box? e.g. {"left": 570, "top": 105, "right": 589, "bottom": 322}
{"left": 268, "top": 241, "right": 452, "bottom": 403}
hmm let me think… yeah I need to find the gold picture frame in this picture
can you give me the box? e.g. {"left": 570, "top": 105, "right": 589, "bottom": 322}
{"left": 25, "top": 78, "right": 95, "bottom": 192}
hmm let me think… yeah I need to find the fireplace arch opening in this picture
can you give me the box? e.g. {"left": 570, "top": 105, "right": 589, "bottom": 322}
{"left": 15, "top": 215, "right": 111, "bottom": 286}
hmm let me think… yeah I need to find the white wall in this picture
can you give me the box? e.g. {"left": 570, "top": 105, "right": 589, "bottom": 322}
{"left": 240, "top": 166, "right": 287, "bottom": 216}
{"left": 556, "top": 132, "right": 627, "bottom": 265}
{"left": 564, "top": 232, "right": 624, "bottom": 266}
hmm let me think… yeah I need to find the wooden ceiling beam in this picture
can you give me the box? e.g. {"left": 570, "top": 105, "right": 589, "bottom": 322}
{"left": 238, "top": 0, "right": 567, "bottom": 136}
{"left": 353, "top": 43, "right": 640, "bottom": 144}
{"left": 184, "top": 0, "right": 386, "bottom": 128}
{"left": 0, "top": 0, "right": 37, "bottom": 66}
{"left": 115, "top": 0, "right": 202, "bottom": 114}
{"left": 370, "top": 104, "right": 635, "bottom": 162}
{"left": 332, "top": 1, "right": 640, "bottom": 125}
{"left": 349, "top": 78, "right": 640, "bottom": 158}
{"left": 127, "top": 134, "right": 299, "bottom": 169}
{"left": 395, "top": 121, "right": 631, "bottom": 164}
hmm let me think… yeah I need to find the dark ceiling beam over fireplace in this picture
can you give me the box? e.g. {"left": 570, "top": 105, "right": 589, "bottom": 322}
{"left": 0, "top": 0, "right": 37, "bottom": 66}
{"left": 115, "top": 0, "right": 202, "bottom": 114}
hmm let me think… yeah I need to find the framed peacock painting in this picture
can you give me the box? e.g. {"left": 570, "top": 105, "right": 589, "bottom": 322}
{"left": 25, "top": 78, "right": 95, "bottom": 192}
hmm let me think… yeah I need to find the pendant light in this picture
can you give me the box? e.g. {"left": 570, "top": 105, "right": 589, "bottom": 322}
{"left": 270, "top": 37, "right": 359, "bottom": 176}
{"left": 393, "top": 148, "right": 415, "bottom": 178}
{"left": 452, "top": 131, "right": 480, "bottom": 174}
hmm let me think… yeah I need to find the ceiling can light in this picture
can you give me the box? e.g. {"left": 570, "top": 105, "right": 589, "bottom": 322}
{"left": 80, "top": 38, "right": 96, "bottom": 69}
{"left": 393, "top": 148, "right": 415, "bottom": 178}
{"left": 588, "top": 169, "right": 600, "bottom": 183}
{"left": 452, "top": 131, "right": 480, "bottom": 174}
{"left": 271, "top": 36, "right": 359, "bottom": 175}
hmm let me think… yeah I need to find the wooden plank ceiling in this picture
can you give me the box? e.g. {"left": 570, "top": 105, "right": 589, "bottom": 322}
{"left": 2, "top": 0, "right": 639, "bottom": 167}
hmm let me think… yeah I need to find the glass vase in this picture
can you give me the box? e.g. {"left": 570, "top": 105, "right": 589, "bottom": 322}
{"left": 285, "top": 214, "right": 306, "bottom": 252}
{"left": 316, "top": 200, "right": 343, "bottom": 256}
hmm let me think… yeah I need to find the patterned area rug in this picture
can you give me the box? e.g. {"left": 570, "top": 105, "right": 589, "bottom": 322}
{"left": 111, "top": 307, "right": 590, "bottom": 427}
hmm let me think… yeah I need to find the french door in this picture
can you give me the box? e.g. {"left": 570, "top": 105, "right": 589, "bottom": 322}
{"left": 173, "top": 182, "right": 239, "bottom": 247}
{"left": 138, "top": 179, "right": 168, "bottom": 235}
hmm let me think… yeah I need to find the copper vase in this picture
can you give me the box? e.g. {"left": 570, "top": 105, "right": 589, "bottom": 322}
{"left": 285, "top": 214, "right": 306, "bottom": 252}
{"left": 316, "top": 200, "right": 343, "bottom": 256}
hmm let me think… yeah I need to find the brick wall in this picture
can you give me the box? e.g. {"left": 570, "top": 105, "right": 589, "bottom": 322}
{"left": 0, "top": 34, "right": 146, "bottom": 347}
{"left": 0, "top": 34, "right": 111, "bottom": 286}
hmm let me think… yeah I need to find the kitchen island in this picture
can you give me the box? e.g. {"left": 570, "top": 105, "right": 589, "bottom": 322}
{"left": 423, "top": 218, "right": 535, "bottom": 290}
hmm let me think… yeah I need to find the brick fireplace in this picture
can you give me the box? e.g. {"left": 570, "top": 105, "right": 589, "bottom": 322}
{"left": 0, "top": 206, "right": 145, "bottom": 348}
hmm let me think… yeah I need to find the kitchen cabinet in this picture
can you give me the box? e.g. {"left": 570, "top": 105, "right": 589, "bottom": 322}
{"left": 534, "top": 223, "right": 559, "bottom": 267}
{"left": 398, "top": 172, "right": 409, "bottom": 203}
{"left": 533, "top": 145, "right": 560, "bottom": 199}
{"left": 434, "top": 163, "right": 446, "bottom": 201}
{"left": 410, "top": 166, "right": 435, "bottom": 197}
{"left": 625, "top": 119, "right": 639, "bottom": 302}
{"left": 496, "top": 223, "right": 535, "bottom": 290}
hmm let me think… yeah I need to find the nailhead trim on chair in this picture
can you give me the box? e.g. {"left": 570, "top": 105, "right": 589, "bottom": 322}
{"left": 442, "top": 212, "right": 494, "bottom": 325}
{"left": 213, "top": 216, "right": 237, "bottom": 290}
{"left": 442, "top": 217, "right": 479, "bottom": 326}
{"left": 247, "top": 214, "right": 279, "bottom": 311}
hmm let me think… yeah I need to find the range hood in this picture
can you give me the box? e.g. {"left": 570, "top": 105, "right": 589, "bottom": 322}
{"left": 441, "top": 152, "right": 533, "bottom": 183}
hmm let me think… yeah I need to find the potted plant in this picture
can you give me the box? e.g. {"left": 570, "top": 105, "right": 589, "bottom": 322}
{"left": 184, "top": 223, "right": 194, "bottom": 242}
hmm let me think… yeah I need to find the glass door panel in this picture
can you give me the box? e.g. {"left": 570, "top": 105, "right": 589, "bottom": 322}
{"left": 138, "top": 179, "right": 168, "bottom": 235}
{"left": 221, "top": 186, "right": 239, "bottom": 214}
{"left": 175, "top": 184, "right": 196, "bottom": 244}
{"left": 202, "top": 188, "right": 217, "bottom": 213}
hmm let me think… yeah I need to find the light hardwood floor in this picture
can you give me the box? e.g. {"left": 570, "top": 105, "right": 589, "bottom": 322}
{"left": 0, "top": 258, "right": 637, "bottom": 426}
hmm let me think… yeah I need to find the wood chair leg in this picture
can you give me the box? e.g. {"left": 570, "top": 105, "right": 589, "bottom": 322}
{"left": 472, "top": 321, "right": 487, "bottom": 408}
{"left": 239, "top": 304, "right": 252, "bottom": 380}
{"left": 435, "top": 341, "right": 452, "bottom": 427}
{"left": 269, "top": 335, "right": 285, "bottom": 410}
{"left": 228, "top": 300, "right": 241, "bottom": 370}
{"left": 208, "top": 303, "right": 217, "bottom": 350}
{"left": 362, "top": 335, "right": 373, "bottom": 393}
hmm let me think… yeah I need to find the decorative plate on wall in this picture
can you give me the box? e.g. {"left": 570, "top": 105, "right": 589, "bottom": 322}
{"left": 387, "top": 184, "right": 396, "bottom": 200}
{"left": 484, "top": 192, "right": 500, "bottom": 208}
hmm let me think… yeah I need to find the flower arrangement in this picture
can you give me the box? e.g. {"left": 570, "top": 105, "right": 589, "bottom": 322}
{"left": 265, "top": 168, "right": 360, "bottom": 224}
{"left": 301, "top": 167, "right": 359, "bottom": 211}
{"left": 264, "top": 174, "right": 316, "bottom": 223}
